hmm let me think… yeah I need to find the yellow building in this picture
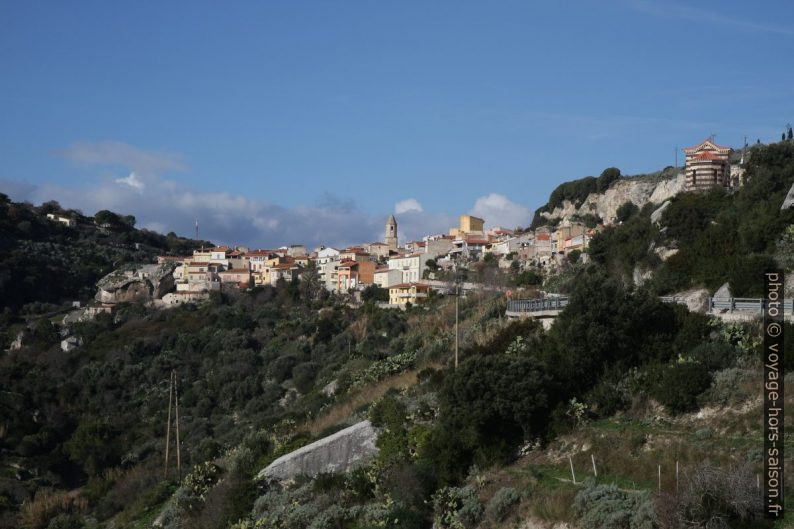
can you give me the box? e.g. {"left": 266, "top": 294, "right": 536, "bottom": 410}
{"left": 389, "top": 283, "right": 430, "bottom": 306}
{"left": 449, "top": 214, "right": 485, "bottom": 237}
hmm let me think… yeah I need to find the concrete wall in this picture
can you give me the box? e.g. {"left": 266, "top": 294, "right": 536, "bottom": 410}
{"left": 258, "top": 421, "right": 379, "bottom": 482}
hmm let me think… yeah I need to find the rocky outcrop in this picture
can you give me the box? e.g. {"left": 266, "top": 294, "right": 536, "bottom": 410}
{"left": 258, "top": 421, "right": 378, "bottom": 482}
{"left": 540, "top": 172, "right": 685, "bottom": 226}
{"left": 633, "top": 266, "right": 653, "bottom": 287}
{"left": 650, "top": 200, "right": 671, "bottom": 225}
{"left": 95, "top": 263, "right": 176, "bottom": 304}
{"left": 675, "top": 288, "right": 711, "bottom": 313}
{"left": 782, "top": 180, "right": 794, "bottom": 210}
{"left": 713, "top": 282, "right": 732, "bottom": 300}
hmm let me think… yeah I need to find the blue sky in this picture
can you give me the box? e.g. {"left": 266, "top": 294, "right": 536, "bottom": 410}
{"left": 1, "top": 0, "right": 793, "bottom": 247}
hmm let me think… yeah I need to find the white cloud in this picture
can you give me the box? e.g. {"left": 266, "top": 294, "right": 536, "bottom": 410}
{"left": 394, "top": 198, "right": 424, "bottom": 214}
{"left": 31, "top": 140, "right": 534, "bottom": 248}
{"left": 115, "top": 172, "right": 145, "bottom": 191}
{"left": 470, "top": 193, "right": 532, "bottom": 230}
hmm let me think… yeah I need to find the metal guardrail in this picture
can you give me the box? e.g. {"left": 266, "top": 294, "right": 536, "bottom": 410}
{"left": 510, "top": 296, "right": 793, "bottom": 315}
{"left": 708, "top": 297, "right": 793, "bottom": 314}
{"left": 507, "top": 297, "right": 569, "bottom": 313}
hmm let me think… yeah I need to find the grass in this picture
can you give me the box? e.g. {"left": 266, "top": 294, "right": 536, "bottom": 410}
{"left": 298, "top": 368, "right": 427, "bottom": 437}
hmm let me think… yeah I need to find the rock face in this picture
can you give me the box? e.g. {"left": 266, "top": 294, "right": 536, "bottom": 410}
{"left": 675, "top": 288, "right": 711, "bottom": 313}
{"left": 633, "top": 266, "right": 653, "bottom": 287}
{"left": 95, "top": 263, "right": 176, "bottom": 304}
{"left": 782, "top": 180, "right": 794, "bottom": 210}
{"left": 650, "top": 200, "right": 671, "bottom": 225}
{"left": 258, "top": 421, "right": 378, "bottom": 482}
{"left": 713, "top": 282, "right": 732, "bottom": 300}
{"left": 540, "top": 172, "right": 685, "bottom": 226}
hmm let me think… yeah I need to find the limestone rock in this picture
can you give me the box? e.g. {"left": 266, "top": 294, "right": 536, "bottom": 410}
{"left": 95, "top": 263, "right": 176, "bottom": 304}
{"left": 633, "top": 266, "right": 653, "bottom": 287}
{"left": 654, "top": 246, "right": 678, "bottom": 261}
{"left": 650, "top": 200, "right": 671, "bottom": 225}
{"left": 782, "top": 181, "right": 794, "bottom": 210}
{"left": 258, "top": 420, "right": 378, "bottom": 482}
{"left": 670, "top": 288, "right": 711, "bottom": 313}
{"left": 540, "top": 172, "right": 685, "bottom": 227}
{"left": 713, "top": 282, "right": 732, "bottom": 300}
{"left": 322, "top": 380, "right": 338, "bottom": 397}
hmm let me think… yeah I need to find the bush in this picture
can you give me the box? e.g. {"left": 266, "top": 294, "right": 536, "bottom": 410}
{"left": 615, "top": 201, "right": 639, "bottom": 223}
{"left": 486, "top": 486, "right": 520, "bottom": 521}
{"left": 432, "top": 485, "right": 483, "bottom": 529}
{"left": 573, "top": 479, "right": 657, "bottom": 529}
{"left": 655, "top": 465, "right": 762, "bottom": 529}
{"left": 597, "top": 167, "right": 622, "bottom": 193}
{"left": 649, "top": 363, "right": 711, "bottom": 414}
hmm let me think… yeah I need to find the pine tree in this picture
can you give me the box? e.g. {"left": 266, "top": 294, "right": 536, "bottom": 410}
{"left": 788, "top": 126, "right": 792, "bottom": 141}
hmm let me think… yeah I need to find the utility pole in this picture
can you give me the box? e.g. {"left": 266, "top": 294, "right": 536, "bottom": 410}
{"left": 163, "top": 371, "right": 173, "bottom": 478}
{"left": 174, "top": 372, "right": 181, "bottom": 480}
{"left": 163, "top": 370, "right": 182, "bottom": 480}
{"left": 452, "top": 262, "right": 461, "bottom": 369}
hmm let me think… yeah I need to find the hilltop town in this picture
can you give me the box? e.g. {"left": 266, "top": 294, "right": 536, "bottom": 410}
{"left": 2, "top": 136, "right": 794, "bottom": 529}
{"left": 68, "top": 137, "right": 753, "bottom": 319}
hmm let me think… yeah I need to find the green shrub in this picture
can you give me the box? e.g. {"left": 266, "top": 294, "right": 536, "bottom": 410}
{"left": 649, "top": 363, "right": 711, "bottom": 414}
{"left": 573, "top": 479, "right": 657, "bottom": 529}
{"left": 432, "top": 485, "right": 483, "bottom": 529}
{"left": 485, "top": 486, "right": 520, "bottom": 521}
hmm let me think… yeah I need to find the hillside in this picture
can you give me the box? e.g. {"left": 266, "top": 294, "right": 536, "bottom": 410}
{"left": 2, "top": 142, "right": 794, "bottom": 529}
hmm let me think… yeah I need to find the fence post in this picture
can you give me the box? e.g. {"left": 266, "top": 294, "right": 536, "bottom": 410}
{"left": 569, "top": 456, "right": 576, "bottom": 485}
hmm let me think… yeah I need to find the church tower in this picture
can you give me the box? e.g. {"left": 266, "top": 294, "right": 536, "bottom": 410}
{"left": 384, "top": 215, "right": 398, "bottom": 250}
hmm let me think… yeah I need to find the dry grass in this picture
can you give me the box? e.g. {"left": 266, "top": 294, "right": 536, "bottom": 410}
{"left": 299, "top": 369, "right": 423, "bottom": 437}
{"left": 18, "top": 488, "right": 87, "bottom": 529}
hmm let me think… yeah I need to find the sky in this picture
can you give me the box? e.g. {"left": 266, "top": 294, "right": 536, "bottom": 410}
{"left": 1, "top": 0, "right": 793, "bottom": 248}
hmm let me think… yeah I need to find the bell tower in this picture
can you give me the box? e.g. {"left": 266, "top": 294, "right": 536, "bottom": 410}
{"left": 384, "top": 215, "right": 398, "bottom": 250}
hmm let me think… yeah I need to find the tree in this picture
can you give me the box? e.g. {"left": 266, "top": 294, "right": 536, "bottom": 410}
{"left": 65, "top": 418, "right": 120, "bottom": 475}
{"left": 788, "top": 125, "right": 793, "bottom": 141}
{"left": 361, "top": 284, "right": 388, "bottom": 302}
{"left": 431, "top": 353, "right": 553, "bottom": 472}
{"left": 615, "top": 201, "right": 639, "bottom": 223}
{"left": 94, "top": 210, "right": 120, "bottom": 227}
{"left": 596, "top": 167, "right": 621, "bottom": 193}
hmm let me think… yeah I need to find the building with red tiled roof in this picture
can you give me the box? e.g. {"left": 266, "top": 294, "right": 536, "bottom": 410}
{"left": 388, "top": 282, "right": 430, "bottom": 306}
{"left": 684, "top": 138, "right": 732, "bottom": 192}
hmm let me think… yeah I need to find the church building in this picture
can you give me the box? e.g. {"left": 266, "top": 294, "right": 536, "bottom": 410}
{"left": 683, "top": 138, "right": 732, "bottom": 192}
{"left": 384, "top": 215, "right": 398, "bottom": 250}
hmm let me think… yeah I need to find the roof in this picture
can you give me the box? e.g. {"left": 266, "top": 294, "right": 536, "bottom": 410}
{"left": 390, "top": 282, "right": 430, "bottom": 290}
{"left": 219, "top": 269, "right": 250, "bottom": 274}
{"left": 692, "top": 151, "right": 724, "bottom": 161}
{"left": 683, "top": 138, "right": 732, "bottom": 154}
{"left": 188, "top": 261, "right": 210, "bottom": 266}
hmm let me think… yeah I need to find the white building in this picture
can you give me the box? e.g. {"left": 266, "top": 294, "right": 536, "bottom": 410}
{"left": 388, "top": 252, "right": 432, "bottom": 283}
{"left": 374, "top": 267, "right": 403, "bottom": 289}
